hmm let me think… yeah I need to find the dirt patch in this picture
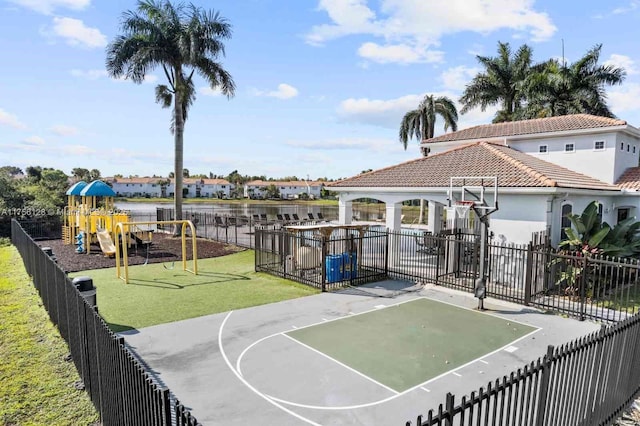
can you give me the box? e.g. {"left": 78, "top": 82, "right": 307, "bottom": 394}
{"left": 37, "top": 232, "right": 244, "bottom": 273}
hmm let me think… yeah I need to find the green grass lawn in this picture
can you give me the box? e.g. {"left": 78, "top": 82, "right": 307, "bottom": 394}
{"left": 288, "top": 298, "right": 537, "bottom": 392}
{"left": 72, "top": 250, "right": 319, "bottom": 332}
{"left": 0, "top": 246, "right": 99, "bottom": 426}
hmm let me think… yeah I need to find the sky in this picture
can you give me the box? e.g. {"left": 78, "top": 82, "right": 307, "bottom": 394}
{"left": 1, "top": 0, "right": 640, "bottom": 181}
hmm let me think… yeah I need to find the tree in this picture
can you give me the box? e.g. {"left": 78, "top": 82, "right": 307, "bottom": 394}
{"left": 264, "top": 184, "right": 280, "bottom": 199}
{"left": 107, "top": 0, "right": 235, "bottom": 234}
{"left": 183, "top": 168, "right": 190, "bottom": 178}
{"left": 460, "top": 42, "right": 534, "bottom": 123}
{"left": 399, "top": 94, "right": 458, "bottom": 224}
{"left": 89, "top": 169, "right": 101, "bottom": 181}
{"left": 0, "top": 166, "right": 23, "bottom": 176}
{"left": 523, "top": 44, "right": 625, "bottom": 118}
{"left": 71, "top": 167, "right": 90, "bottom": 181}
{"left": 399, "top": 94, "right": 458, "bottom": 149}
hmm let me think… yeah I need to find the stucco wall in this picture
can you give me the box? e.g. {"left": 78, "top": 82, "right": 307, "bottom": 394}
{"left": 489, "top": 194, "right": 548, "bottom": 244}
{"left": 510, "top": 133, "right": 619, "bottom": 184}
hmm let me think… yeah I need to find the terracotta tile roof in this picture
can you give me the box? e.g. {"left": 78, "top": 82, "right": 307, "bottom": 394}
{"left": 425, "top": 114, "right": 627, "bottom": 144}
{"left": 328, "top": 142, "right": 618, "bottom": 191}
{"left": 616, "top": 167, "right": 640, "bottom": 189}
{"left": 183, "top": 178, "right": 230, "bottom": 185}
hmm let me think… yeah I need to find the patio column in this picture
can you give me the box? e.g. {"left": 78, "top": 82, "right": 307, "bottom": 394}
{"left": 386, "top": 202, "right": 403, "bottom": 267}
{"left": 338, "top": 198, "right": 353, "bottom": 225}
{"left": 385, "top": 202, "right": 403, "bottom": 231}
{"left": 428, "top": 201, "right": 444, "bottom": 234}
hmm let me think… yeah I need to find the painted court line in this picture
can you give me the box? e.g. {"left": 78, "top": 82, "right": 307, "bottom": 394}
{"left": 374, "top": 304, "right": 386, "bottom": 309}
{"left": 282, "top": 333, "right": 400, "bottom": 396}
{"left": 419, "top": 296, "right": 541, "bottom": 331}
{"left": 478, "top": 360, "right": 489, "bottom": 365}
{"left": 227, "top": 296, "right": 542, "bottom": 412}
{"left": 218, "top": 311, "right": 322, "bottom": 426}
{"left": 452, "top": 372, "right": 462, "bottom": 377}
{"left": 504, "top": 346, "right": 519, "bottom": 353}
{"left": 291, "top": 325, "right": 298, "bottom": 329}
{"left": 278, "top": 296, "right": 422, "bottom": 335}
{"left": 420, "top": 387, "right": 431, "bottom": 393}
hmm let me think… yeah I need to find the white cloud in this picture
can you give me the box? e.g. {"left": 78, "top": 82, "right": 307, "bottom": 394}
{"left": 60, "top": 144, "right": 95, "bottom": 156}
{"left": 254, "top": 83, "right": 299, "bottom": 99}
{"left": 337, "top": 92, "right": 498, "bottom": 131}
{"left": 200, "top": 86, "right": 223, "bottom": 97}
{"left": 604, "top": 54, "right": 638, "bottom": 75}
{"left": 358, "top": 42, "right": 444, "bottom": 64}
{"left": 50, "top": 124, "right": 79, "bottom": 136}
{"left": 609, "top": 83, "right": 640, "bottom": 113}
{"left": 22, "top": 136, "right": 45, "bottom": 145}
{"left": 440, "top": 65, "right": 480, "bottom": 91}
{"left": 50, "top": 17, "right": 106, "bottom": 48}
{"left": 71, "top": 69, "right": 108, "bottom": 80}
{"left": 307, "top": 0, "right": 556, "bottom": 64}
{"left": 0, "top": 108, "right": 27, "bottom": 130}
{"left": 8, "top": 0, "right": 89, "bottom": 14}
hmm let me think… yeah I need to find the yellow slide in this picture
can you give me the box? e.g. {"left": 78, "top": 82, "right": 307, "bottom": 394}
{"left": 96, "top": 229, "right": 116, "bottom": 257}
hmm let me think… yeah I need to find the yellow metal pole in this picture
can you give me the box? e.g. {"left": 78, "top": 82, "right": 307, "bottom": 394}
{"left": 115, "top": 222, "right": 122, "bottom": 281}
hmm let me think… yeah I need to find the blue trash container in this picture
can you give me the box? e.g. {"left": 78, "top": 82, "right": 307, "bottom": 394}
{"left": 342, "top": 252, "right": 357, "bottom": 279}
{"left": 325, "top": 254, "right": 343, "bottom": 283}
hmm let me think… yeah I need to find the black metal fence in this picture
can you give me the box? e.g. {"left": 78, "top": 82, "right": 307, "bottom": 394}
{"left": 255, "top": 227, "right": 388, "bottom": 291}
{"left": 10, "top": 219, "right": 201, "bottom": 426}
{"left": 407, "top": 309, "right": 640, "bottom": 426}
{"left": 383, "top": 229, "right": 640, "bottom": 323}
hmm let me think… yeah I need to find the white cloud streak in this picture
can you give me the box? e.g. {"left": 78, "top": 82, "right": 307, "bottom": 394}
{"left": 8, "top": 0, "right": 89, "bottom": 14}
{"left": 254, "top": 83, "right": 299, "bottom": 99}
{"left": 50, "top": 124, "right": 79, "bottom": 136}
{"left": 307, "top": 0, "right": 556, "bottom": 64}
{"left": 0, "top": 108, "right": 28, "bottom": 130}
{"left": 604, "top": 54, "right": 638, "bottom": 75}
{"left": 51, "top": 17, "right": 107, "bottom": 48}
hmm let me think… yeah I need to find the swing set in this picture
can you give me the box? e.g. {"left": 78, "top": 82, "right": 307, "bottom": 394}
{"left": 115, "top": 220, "right": 198, "bottom": 284}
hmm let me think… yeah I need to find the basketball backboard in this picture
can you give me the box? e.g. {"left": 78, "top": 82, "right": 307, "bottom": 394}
{"left": 448, "top": 176, "right": 498, "bottom": 212}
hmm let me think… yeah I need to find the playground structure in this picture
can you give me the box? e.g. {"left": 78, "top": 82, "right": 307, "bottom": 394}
{"left": 63, "top": 180, "right": 152, "bottom": 256}
{"left": 115, "top": 220, "right": 198, "bottom": 284}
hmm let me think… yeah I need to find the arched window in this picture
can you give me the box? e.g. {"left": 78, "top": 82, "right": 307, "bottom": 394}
{"left": 560, "top": 203, "right": 572, "bottom": 241}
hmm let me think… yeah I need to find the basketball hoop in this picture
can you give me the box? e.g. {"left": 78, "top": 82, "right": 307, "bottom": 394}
{"left": 454, "top": 201, "right": 475, "bottom": 218}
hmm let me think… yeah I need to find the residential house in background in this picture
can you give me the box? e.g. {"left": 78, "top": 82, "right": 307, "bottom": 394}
{"left": 244, "top": 180, "right": 324, "bottom": 199}
{"left": 329, "top": 114, "right": 640, "bottom": 246}
{"left": 106, "top": 177, "right": 231, "bottom": 198}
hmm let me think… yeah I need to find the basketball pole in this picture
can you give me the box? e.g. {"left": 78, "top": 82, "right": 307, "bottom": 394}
{"left": 475, "top": 209, "right": 489, "bottom": 310}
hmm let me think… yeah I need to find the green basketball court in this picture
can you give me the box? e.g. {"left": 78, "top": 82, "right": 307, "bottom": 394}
{"left": 286, "top": 297, "right": 537, "bottom": 392}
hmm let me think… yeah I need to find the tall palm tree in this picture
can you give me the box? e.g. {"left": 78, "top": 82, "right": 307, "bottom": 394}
{"left": 106, "top": 0, "right": 235, "bottom": 234}
{"left": 523, "top": 44, "right": 625, "bottom": 118}
{"left": 398, "top": 94, "right": 458, "bottom": 224}
{"left": 398, "top": 94, "right": 458, "bottom": 149}
{"left": 460, "top": 42, "right": 534, "bottom": 123}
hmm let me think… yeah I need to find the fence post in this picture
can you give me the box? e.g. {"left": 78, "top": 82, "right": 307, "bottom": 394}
{"left": 445, "top": 392, "right": 455, "bottom": 426}
{"left": 321, "top": 236, "right": 327, "bottom": 292}
{"left": 161, "top": 387, "right": 172, "bottom": 426}
{"left": 535, "top": 345, "right": 555, "bottom": 426}
{"left": 580, "top": 256, "right": 588, "bottom": 321}
{"left": 384, "top": 231, "right": 389, "bottom": 276}
{"left": 524, "top": 242, "right": 534, "bottom": 306}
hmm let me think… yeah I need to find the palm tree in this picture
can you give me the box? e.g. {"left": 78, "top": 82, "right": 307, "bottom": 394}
{"left": 523, "top": 44, "right": 625, "bottom": 118}
{"left": 398, "top": 94, "right": 458, "bottom": 149}
{"left": 459, "top": 42, "right": 534, "bottom": 123}
{"left": 398, "top": 94, "right": 458, "bottom": 224}
{"left": 106, "top": 0, "right": 235, "bottom": 234}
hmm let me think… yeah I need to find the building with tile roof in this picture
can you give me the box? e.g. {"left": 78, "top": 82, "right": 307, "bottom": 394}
{"left": 329, "top": 114, "right": 640, "bottom": 245}
{"left": 105, "top": 177, "right": 232, "bottom": 198}
{"left": 244, "top": 180, "right": 324, "bottom": 199}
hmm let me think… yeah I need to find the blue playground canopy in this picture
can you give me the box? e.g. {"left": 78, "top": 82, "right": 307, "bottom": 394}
{"left": 66, "top": 180, "right": 87, "bottom": 196}
{"left": 80, "top": 180, "right": 116, "bottom": 197}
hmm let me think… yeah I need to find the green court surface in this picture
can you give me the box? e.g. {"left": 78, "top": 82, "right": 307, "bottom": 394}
{"left": 287, "top": 298, "right": 537, "bottom": 392}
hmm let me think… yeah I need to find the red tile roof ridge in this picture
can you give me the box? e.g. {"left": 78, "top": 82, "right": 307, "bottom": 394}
{"left": 481, "top": 142, "right": 558, "bottom": 187}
